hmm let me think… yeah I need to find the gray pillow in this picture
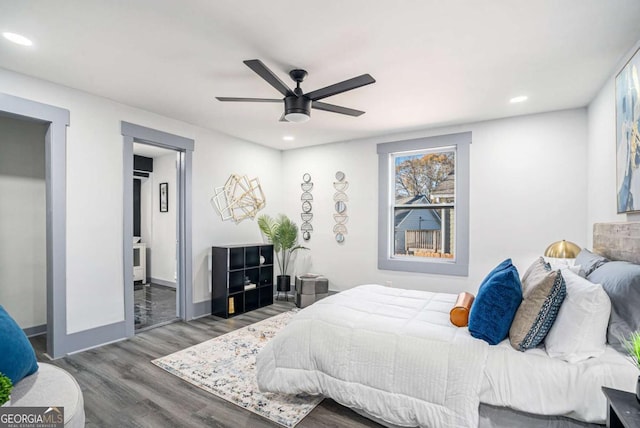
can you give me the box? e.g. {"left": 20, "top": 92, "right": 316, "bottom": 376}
{"left": 575, "top": 248, "right": 609, "bottom": 277}
{"left": 587, "top": 261, "right": 640, "bottom": 352}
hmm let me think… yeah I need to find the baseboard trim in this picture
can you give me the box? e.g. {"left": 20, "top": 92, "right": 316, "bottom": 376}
{"left": 23, "top": 324, "right": 47, "bottom": 337}
{"left": 150, "top": 278, "right": 176, "bottom": 288}
{"left": 192, "top": 300, "right": 212, "bottom": 319}
{"left": 55, "top": 301, "right": 207, "bottom": 356}
{"left": 62, "top": 321, "right": 126, "bottom": 357}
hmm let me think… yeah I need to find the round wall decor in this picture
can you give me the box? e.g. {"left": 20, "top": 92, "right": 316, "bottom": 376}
{"left": 333, "top": 171, "right": 348, "bottom": 244}
{"left": 300, "top": 173, "right": 313, "bottom": 241}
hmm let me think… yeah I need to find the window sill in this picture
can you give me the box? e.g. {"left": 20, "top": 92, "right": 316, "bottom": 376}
{"left": 378, "top": 257, "right": 468, "bottom": 276}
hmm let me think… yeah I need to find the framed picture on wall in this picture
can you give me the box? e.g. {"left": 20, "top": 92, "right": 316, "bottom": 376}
{"left": 159, "top": 182, "right": 168, "bottom": 212}
{"left": 615, "top": 47, "right": 640, "bottom": 213}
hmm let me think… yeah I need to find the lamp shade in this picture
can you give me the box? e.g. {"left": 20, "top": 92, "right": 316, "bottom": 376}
{"left": 544, "top": 240, "right": 581, "bottom": 259}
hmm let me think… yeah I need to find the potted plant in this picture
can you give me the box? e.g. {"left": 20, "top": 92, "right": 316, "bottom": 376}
{"left": 257, "top": 214, "right": 308, "bottom": 297}
{"left": 0, "top": 372, "right": 12, "bottom": 406}
{"left": 622, "top": 331, "right": 640, "bottom": 402}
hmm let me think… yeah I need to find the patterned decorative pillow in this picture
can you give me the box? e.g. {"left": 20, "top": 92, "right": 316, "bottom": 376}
{"left": 509, "top": 257, "right": 566, "bottom": 351}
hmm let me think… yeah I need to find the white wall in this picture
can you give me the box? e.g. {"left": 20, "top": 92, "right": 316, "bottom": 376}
{"left": 0, "top": 58, "right": 613, "bottom": 336}
{"left": 150, "top": 152, "right": 177, "bottom": 284}
{"left": 0, "top": 68, "right": 282, "bottom": 334}
{"left": 0, "top": 115, "right": 47, "bottom": 328}
{"left": 192, "top": 140, "right": 283, "bottom": 303}
{"left": 282, "top": 109, "right": 588, "bottom": 294}
{"left": 586, "top": 41, "right": 640, "bottom": 247}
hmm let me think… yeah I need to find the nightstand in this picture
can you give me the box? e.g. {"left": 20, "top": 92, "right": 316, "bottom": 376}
{"left": 602, "top": 387, "right": 640, "bottom": 428}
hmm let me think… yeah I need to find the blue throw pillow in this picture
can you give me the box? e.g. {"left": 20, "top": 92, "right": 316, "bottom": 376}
{"left": 469, "top": 259, "right": 523, "bottom": 345}
{"left": 0, "top": 305, "right": 39, "bottom": 385}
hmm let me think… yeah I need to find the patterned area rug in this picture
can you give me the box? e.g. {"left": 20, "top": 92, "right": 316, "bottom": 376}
{"left": 151, "top": 310, "right": 323, "bottom": 427}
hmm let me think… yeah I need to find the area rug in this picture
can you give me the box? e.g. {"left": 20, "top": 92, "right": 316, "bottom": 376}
{"left": 151, "top": 310, "right": 323, "bottom": 427}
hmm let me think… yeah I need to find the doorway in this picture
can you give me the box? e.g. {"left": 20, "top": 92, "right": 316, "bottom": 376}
{"left": 132, "top": 143, "right": 179, "bottom": 330}
{"left": 121, "top": 122, "right": 194, "bottom": 337}
{"left": 0, "top": 93, "right": 69, "bottom": 359}
{"left": 0, "top": 115, "right": 47, "bottom": 336}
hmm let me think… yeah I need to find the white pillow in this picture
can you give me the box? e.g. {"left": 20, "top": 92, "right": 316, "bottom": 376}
{"left": 544, "top": 257, "right": 582, "bottom": 275}
{"left": 544, "top": 257, "right": 576, "bottom": 267}
{"left": 544, "top": 268, "right": 611, "bottom": 363}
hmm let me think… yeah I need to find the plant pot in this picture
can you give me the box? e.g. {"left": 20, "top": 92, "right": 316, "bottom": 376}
{"left": 637, "top": 375, "right": 640, "bottom": 403}
{"left": 277, "top": 275, "right": 291, "bottom": 293}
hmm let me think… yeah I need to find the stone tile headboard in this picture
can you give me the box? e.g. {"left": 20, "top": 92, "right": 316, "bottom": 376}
{"left": 593, "top": 222, "right": 640, "bottom": 264}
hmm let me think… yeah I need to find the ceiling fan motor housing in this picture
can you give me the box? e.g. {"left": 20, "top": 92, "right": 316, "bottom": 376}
{"left": 289, "top": 69, "right": 308, "bottom": 83}
{"left": 285, "top": 95, "right": 311, "bottom": 116}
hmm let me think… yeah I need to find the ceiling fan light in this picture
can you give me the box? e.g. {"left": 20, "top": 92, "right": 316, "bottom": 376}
{"left": 284, "top": 112, "right": 310, "bottom": 123}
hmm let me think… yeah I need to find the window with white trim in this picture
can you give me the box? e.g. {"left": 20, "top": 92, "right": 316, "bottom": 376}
{"left": 377, "top": 132, "right": 470, "bottom": 276}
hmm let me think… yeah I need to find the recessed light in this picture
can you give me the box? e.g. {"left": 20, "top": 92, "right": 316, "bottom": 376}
{"left": 283, "top": 136, "right": 295, "bottom": 141}
{"left": 509, "top": 95, "right": 528, "bottom": 104}
{"left": 2, "top": 32, "right": 33, "bottom": 46}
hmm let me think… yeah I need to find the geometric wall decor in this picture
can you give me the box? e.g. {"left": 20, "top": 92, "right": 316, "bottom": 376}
{"left": 333, "top": 171, "right": 348, "bottom": 243}
{"left": 210, "top": 174, "right": 266, "bottom": 223}
{"left": 300, "top": 173, "right": 313, "bottom": 241}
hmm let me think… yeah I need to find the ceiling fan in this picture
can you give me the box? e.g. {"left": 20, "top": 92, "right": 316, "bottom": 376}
{"left": 216, "top": 59, "right": 375, "bottom": 123}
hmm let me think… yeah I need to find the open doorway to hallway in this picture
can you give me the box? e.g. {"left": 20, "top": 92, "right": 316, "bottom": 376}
{"left": 133, "top": 143, "right": 179, "bottom": 331}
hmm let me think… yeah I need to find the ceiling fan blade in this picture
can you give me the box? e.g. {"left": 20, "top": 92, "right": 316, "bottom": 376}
{"left": 216, "top": 97, "right": 282, "bottom": 102}
{"left": 279, "top": 113, "right": 288, "bottom": 122}
{"left": 306, "top": 74, "right": 375, "bottom": 101}
{"left": 312, "top": 101, "right": 365, "bottom": 117}
{"left": 243, "top": 59, "right": 294, "bottom": 97}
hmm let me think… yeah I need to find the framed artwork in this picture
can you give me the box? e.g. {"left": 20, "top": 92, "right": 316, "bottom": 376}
{"left": 159, "top": 182, "right": 168, "bottom": 212}
{"left": 616, "top": 47, "right": 640, "bottom": 213}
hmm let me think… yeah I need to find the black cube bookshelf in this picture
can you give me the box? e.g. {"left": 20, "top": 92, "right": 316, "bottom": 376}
{"left": 211, "top": 244, "right": 274, "bottom": 318}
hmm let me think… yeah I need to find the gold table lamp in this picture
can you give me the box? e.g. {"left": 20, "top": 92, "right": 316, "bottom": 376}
{"left": 544, "top": 240, "right": 581, "bottom": 258}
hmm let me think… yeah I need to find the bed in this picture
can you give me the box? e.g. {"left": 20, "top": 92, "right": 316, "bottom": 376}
{"left": 256, "top": 223, "right": 640, "bottom": 427}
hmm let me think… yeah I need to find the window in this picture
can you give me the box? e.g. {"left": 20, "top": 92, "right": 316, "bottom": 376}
{"left": 377, "top": 132, "right": 470, "bottom": 276}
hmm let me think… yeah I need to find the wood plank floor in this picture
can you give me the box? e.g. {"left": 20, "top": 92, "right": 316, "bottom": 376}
{"left": 30, "top": 300, "right": 380, "bottom": 427}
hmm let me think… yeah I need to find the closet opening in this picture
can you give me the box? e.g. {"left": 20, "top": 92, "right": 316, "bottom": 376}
{"left": 0, "top": 115, "right": 48, "bottom": 343}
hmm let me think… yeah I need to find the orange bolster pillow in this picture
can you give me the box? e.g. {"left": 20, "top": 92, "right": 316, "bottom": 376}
{"left": 450, "top": 292, "right": 475, "bottom": 327}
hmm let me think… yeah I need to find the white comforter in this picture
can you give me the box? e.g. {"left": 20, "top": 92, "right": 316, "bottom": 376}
{"left": 257, "top": 284, "right": 489, "bottom": 428}
{"left": 258, "top": 284, "right": 640, "bottom": 427}
{"left": 481, "top": 340, "right": 639, "bottom": 422}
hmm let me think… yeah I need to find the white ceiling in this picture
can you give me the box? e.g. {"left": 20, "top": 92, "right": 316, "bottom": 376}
{"left": 1, "top": 1, "right": 639, "bottom": 150}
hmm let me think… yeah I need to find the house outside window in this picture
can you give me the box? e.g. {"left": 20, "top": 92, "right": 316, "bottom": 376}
{"left": 377, "top": 132, "right": 470, "bottom": 276}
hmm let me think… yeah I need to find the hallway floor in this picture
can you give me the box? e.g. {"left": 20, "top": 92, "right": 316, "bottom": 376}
{"left": 134, "top": 283, "right": 177, "bottom": 330}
